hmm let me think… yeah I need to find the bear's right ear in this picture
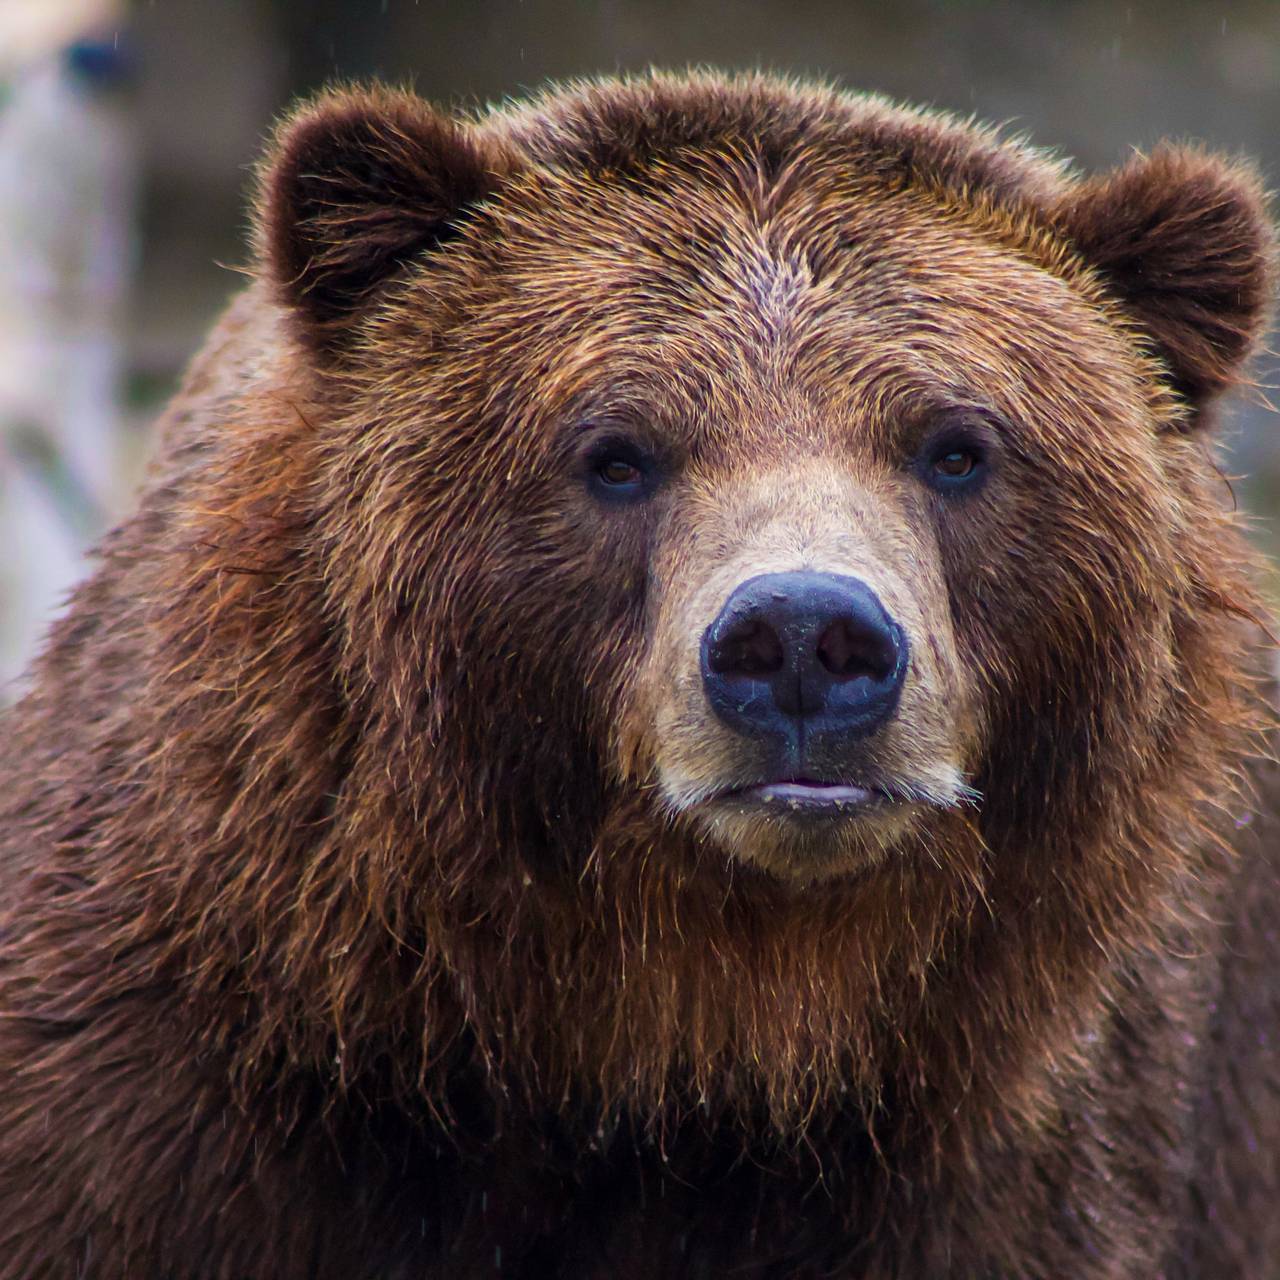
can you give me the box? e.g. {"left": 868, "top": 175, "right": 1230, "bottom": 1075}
{"left": 257, "top": 88, "right": 515, "bottom": 352}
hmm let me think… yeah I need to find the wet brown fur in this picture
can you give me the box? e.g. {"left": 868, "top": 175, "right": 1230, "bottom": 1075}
{"left": 1, "top": 71, "right": 1278, "bottom": 1278}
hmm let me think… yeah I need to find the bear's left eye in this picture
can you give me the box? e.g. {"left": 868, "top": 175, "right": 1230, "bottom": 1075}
{"left": 916, "top": 422, "right": 993, "bottom": 495}
{"left": 933, "top": 449, "right": 977, "bottom": 480}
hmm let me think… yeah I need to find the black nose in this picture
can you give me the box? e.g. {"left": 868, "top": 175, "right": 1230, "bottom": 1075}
{"left": 701, "top": 572, "right": 907, "bottom": 747}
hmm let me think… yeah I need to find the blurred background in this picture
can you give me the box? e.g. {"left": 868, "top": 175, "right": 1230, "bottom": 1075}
{"left": 1, "top": 0, "right": 1277, "bottom": 695}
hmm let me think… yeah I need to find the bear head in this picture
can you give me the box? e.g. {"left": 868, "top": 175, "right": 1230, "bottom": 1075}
{"left": 235, "top": 73, "right": 1272, "bottom": 1127}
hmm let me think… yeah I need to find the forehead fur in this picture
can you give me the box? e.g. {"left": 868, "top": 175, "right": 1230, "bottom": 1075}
{"left": 384, "top": 149, "right": 1166, "bottom": 459}
{"left": 474, "top": 73, "right": 1083, "bottom": 305}
{"left": 484, "top": 70, "right": 1071, "bottom": 211}
{"left": 262, "top": 70, "right": 1268, "bottom": 414}
{"left": 475, "top": 73, "right": 1123, "bottom": 301}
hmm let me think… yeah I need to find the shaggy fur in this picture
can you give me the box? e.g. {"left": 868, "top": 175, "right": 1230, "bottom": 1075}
{"left": 1, "top": 71, "right": 1277, "bottom": 1278}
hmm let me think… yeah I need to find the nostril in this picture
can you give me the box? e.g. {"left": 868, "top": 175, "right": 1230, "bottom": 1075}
{"left": 710, "top": 618, "right": 785, "bottom": 677}
{"left": 816, "top": 618, "right": 898, "bottom": 682}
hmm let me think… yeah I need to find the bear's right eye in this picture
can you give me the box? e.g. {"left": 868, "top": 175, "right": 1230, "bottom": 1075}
{"left": 598, "top": 459, "right": 643, "bottom": 487}
{"left": 584, "top": 439, "right": 656, "bottom": 503}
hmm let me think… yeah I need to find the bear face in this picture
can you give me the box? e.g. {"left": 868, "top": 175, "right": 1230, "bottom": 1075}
{"left": 263, "top": 80, "right": 1265, "bottom": 891}
{"left": 214, "top": 76, "right": 1269, "bottom": 1129}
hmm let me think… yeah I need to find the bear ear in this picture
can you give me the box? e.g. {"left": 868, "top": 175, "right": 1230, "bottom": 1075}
{"left": 257, "top": 87, "right": 515, "bottom": 352}
{"left": 1052, "top": 145, "right": 1275, "bottom": 415}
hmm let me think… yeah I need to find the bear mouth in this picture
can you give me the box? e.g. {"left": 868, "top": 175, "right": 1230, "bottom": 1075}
{"left": 715, "top": 778, "right": 888, "bottom": 814}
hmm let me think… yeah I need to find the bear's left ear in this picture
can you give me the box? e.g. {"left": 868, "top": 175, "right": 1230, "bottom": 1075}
{"left": 1051, "top": 145, "right": 1274, "bottom": 416}
{"left": 257, "top": 87, "right": 518, "bottom": 353}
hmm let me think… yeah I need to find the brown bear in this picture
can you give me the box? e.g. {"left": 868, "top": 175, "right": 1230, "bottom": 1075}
{"left": 0, "top": 69, "right": 1277, "bottom": 1279}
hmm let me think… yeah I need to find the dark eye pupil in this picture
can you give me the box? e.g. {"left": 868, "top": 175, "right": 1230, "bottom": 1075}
{"left": 599, "top": 459, "right": 641, "bottom": 485}
{"left": 935, "top": 450, "right": 974, "bottom": 478}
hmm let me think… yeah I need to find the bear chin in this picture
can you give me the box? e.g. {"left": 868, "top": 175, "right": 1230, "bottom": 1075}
{"left": 688, "top": 790, "right": 926, "bottom": 883}
{"left": 663, "top": 758, "right": 978, "bottom": 882}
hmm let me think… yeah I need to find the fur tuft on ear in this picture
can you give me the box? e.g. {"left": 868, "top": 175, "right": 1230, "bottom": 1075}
{"left": 257, "top": 87, "right": 514, "bottom": 351}
{"left": 1053, "top": 145, "right": 1275, "bottom": 413}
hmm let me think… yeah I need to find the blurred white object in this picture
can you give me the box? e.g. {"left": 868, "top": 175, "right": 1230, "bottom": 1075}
{"left": 0, "top": 0, "right": 136, "bottom": 695}
{"left": 0, "top": 0, "right": 113, "bottom": 73}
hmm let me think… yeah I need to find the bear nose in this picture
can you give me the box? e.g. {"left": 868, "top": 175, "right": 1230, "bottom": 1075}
{"left": 700, "top": 572, "right": 907, "bottom": 743}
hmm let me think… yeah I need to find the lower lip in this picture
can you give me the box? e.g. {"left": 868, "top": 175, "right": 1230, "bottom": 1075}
{"left": 722, "top": 781, "right": 883, "bottom": 812}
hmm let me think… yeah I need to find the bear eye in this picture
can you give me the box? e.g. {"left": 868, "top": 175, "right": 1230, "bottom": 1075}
{"left": 583, "top": 438, "right": 656, "bottom": 503}
{"left": 597, "top": 458, "right": 644, "bottom": 487}
{"left": 933, "top": 449, "right": 977, "bottom": 480}
{"left": 917, "top": 421, "right": 994, "bottom": 495}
